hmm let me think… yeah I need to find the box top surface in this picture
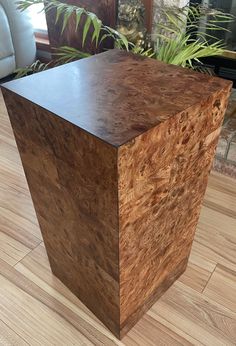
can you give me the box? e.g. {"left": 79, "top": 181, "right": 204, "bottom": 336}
{"left": 2, "top": 49, "right": 231, "bottom": 147}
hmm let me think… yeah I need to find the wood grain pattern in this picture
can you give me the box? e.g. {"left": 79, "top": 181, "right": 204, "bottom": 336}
{"left": 195, "top": 206, "right": 236, "bottom": 272}
{"left": 204, "top": 264, "right": 236, "bottom": 312}
{"left": 0, "top": 258, "right": 96, "bottom": 345}
{"left": 178, "top": 261, "right": 214, "bottom": 293}
{"left": 118, "top": 86, "right": 231, "bottom": 335}
{"left": 1, "top": 49, "right": 232, "bottom": 147}
{"left": 0, "top": 87, "right": 236, "bottom": 344}
{"left": 148, "top": 281, "right": 236, "bottom": 346}
{"left": 1, "top": 50, "right": 232, "bottom": 338}
{"left": 0, "top": 320, "right": 28, "bottom": 346}
{"left": 1, "top": 90, "right": 120, "bottom": 336}
{"left": 203, "top": 172, "right": 236, "bottom": 218}
{"left": 178, "top": 244, "right": 217, "bottom": 292}
{"left": 0, "top": 94, "right": 42, "bottom": 267}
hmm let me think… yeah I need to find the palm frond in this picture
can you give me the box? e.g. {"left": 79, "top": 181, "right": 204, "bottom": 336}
{"left": 14, "top": 46, "right": 91, "bottom": 78}
{"left": 132, "top": 46, "right": 155, "bottom": 58}
{"left": 53, "top": 46, "right": 90, "bottom": 63}
{"left": 17, "top": 0, "right": 43, "bottom": 9}
{"left": 17, "top": 0, "right": 128, "bottom": 50}
{"left": 154, "top": 4, "right": 234, "bottom": 68}
{"left": 14, "top": 60, "right": 51, "bottom": 78}
{"left": 16, "top": 1, "right": 235, "bottom": 76}
{"left": 156, "top": 34, "right": 224, "bottom": 67}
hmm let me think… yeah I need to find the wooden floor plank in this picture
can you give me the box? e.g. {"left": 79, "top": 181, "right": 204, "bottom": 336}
{"left": 204, "top": 264, "right": 236, "bottom": 313}
{"left": 178, "top": 236, "right": 218, "bottom": 293}
{"left": 148, "top": 281, "right": 236, "bottom": 346}
{"left": 203, "top": 172, "right": 236, "bottom": 218}
{"left": 195, "top": 205, "right": 236, "bottom": 272}
{"left": 15, "top": 244, "right": 192, "bottom": 345}
{"left": 188, "top": 241, "right": 217, "bottom": 273}
{"left": 14, "top": 244, "right": 114, "bottom": 327}
{"left": 0, "top": 319, "right": 29, "bottom": 346}
{"left": 0, "top": 258, "right": 120, "bottom": 346}
{"left": 123, "top": 315, "right": 192, "bottom": 346}
{"left": 0, "top": 206, "right": 41, "bottom": 249}
{"left": 0, "top": 231, "right": 33, "bottom": 266}
{"left": 206, "top": 171, "right": 236, "bottom": 198}
{"left": 178, "top": 260, "right": 213, "bottom": 293}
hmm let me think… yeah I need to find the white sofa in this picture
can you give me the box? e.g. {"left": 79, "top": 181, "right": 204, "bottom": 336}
{"left": 0, "top": 0, "right": 36, "bottom": 79}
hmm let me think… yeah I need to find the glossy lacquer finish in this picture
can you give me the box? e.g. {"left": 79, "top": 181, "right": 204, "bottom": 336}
{"left": 1, "top": 50, "right": 232, "bottom": 339}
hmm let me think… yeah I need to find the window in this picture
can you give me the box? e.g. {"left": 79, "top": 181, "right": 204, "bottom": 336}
{"left": 28, "top": 4, "right": 48, "bottom": 32}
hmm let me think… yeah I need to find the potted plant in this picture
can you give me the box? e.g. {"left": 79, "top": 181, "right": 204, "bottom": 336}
{"left": 16, "top": 0, "right": 234, "bottom": 76}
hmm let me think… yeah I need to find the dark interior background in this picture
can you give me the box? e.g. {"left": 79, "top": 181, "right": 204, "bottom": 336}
{"left": 190, "top": 0, "right": 236, "bottom": 86}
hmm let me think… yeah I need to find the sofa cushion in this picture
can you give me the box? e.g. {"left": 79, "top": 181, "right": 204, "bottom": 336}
{"left": 0, "top": 4, "right": 15, "bottom": 78}
{"left": 0, "top": 0, "right": 36, "bottom": 69}
{"left": 0, "top": 56, "right": 16, "bottom": 79}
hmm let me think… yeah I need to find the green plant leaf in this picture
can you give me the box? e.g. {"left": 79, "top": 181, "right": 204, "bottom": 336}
{"left": 55, "top": 4, "right": 65, "bottom": 24}
{"left": 53, "top": 46, "right": 90, "bottom": 63}
{"left": 14, "top": 59, "right": 51, "bottom": 78}
{"left": 61, "top": 6, "right": 74, "bottom": 33}
{"left": 154, "top": 4, "right": 233, "bottom": 68}
{"left": 75, "top": 8, "right": 83, "bottom": 31}
{"left": 82, "top": 16, "right": 92, "bottom": 47}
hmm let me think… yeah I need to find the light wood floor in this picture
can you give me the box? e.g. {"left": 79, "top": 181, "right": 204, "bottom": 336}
{"left": 0, "top": 91, "right": 236, "bottom": 346}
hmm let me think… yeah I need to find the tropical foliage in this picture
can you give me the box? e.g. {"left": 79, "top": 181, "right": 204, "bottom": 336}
{"left": 15, "top": 59, "right": 51, "bottom": 78}
{"left": 153, "top": 5, "right": 234, "bottom": 68}
{"left": 16, "top": 0, "right": 234, "bottom": 77}
{"left": 17, "top": 0, "right": 129, "bottom": 49}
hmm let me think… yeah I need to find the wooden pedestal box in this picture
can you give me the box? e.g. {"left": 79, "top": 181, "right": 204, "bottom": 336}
{"left": 2, "top": 50, "right": 231, "bottom": 339}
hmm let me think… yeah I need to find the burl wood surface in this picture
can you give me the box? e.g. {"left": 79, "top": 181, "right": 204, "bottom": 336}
{"left": 0, "top": 91, "right": 120, "bottom": 335}
{"left": 118, "top": 91, "right": 230, "bottom": 336}
{"left": 1, "top": 50, "right": 232, "bottom": 339}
